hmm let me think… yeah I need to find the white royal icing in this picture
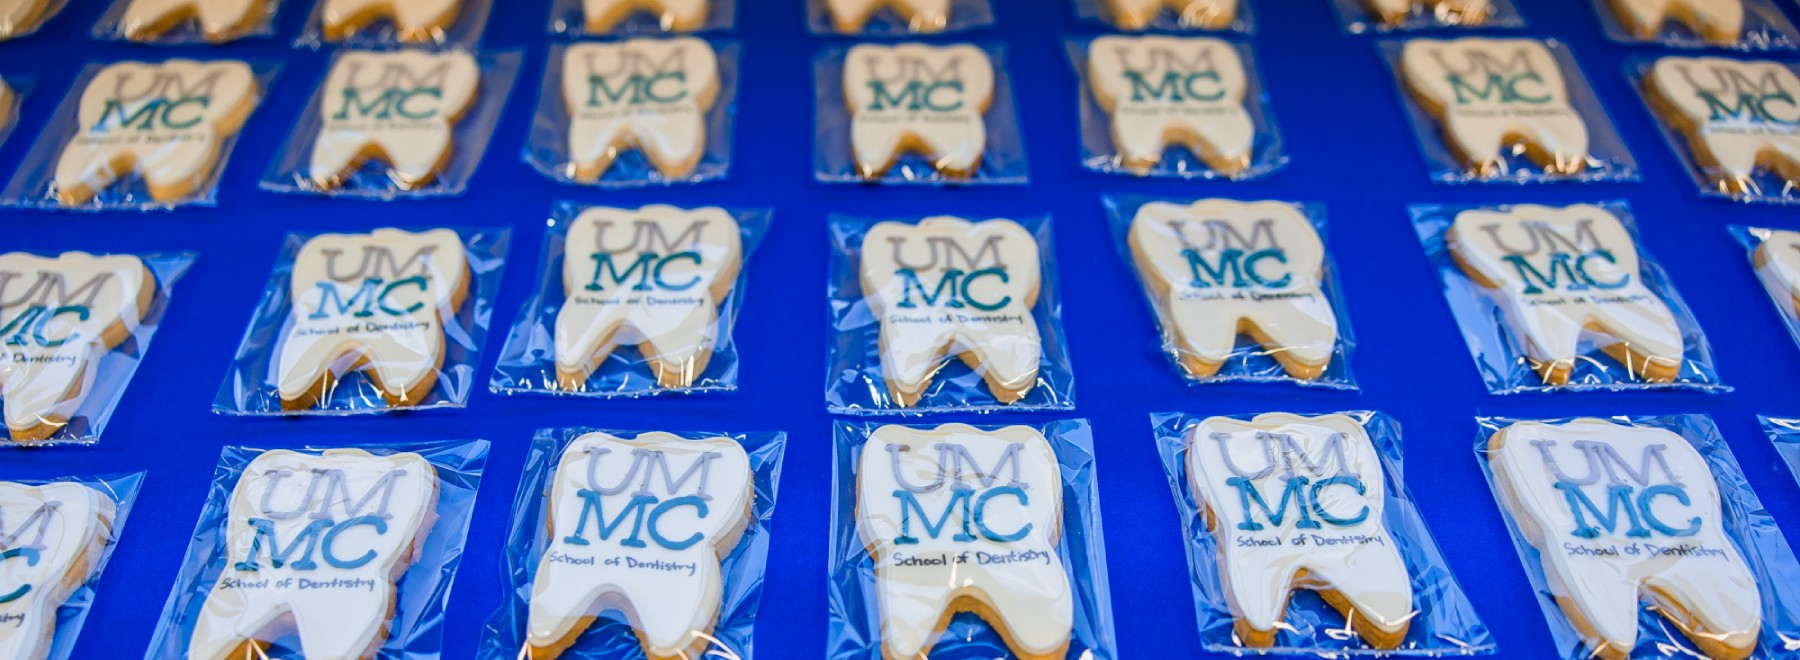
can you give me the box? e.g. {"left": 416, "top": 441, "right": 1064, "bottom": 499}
{"left": 856, "top": 424, "right": 1072, "bottom": 659}
{"left": 0, "top": 252, "right": 154, "bottom": 442}
{"left": 119, "top": 0, "right": 263, "bottom": 42}
{"left": 1102, "top": 0, "right": 1237, "bottom": 30}
{"left": 561, "top": 37, "right": 719, "bottom": 181}
{"left": 826, "top": 0, "right": 950, "bottom": 33}
{"left": 1364, "top": 0, "right": 1492, "bottom": 25}
{"left": 309, "top": 50, "right": 481, "bottom": 191}
{"left": 0, "top": 482, "right": 115, "bottom": 660}
{"left": 1612, "top": 0, "right": 1744, "bottom": 43}
{"left": 1401, "top": 38, "right": 1590, "bottom": 176}
{"left": 844, "top": 43, "right": 993, "bottom": 179}
{"left": 582, "top": 0, "right": 709, "bottom": 32}
{"left": 1087, "top": 36, "right": 1252, "bottom": 175}
{"left": 0, "top": 0, "right": 52, "bottom": 38}
{"left": 322, "top": 0, "right": 460, "bottom": 42}
{"left": 1649, "top": 56, "right": 1800, "bottom": 195}
{"left": 526, "top": 431, "right": 752, "bottom": 659}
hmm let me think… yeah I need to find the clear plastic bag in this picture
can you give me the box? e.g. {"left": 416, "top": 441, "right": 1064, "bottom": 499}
{"left": 1329, "top": 0, "right": 1523, "bottom": 33}
{"left": 144, "top": 439, "right": 489, "bottom": 660}
{"left": 1630, "top": 55, "right": 1800, "bottom": 204}
{"left": 293, "top": 0, "right": 492, "bottom": 49}
{"left": 1105, "top": 196, "right": 1357, "bottom": 390}
{"left": 213, "top": 226, "right": 511, "bottom": 416}
{"left": 814, "top": 42, "right": 1029, "bottom": 186}
{"left": 0, "top": 72, "right": 30, "bottom": 153}
{"left": 262, "top": 48, "right": 523, "bottom": 200}
{"left": 1411, "top": 201, "right": 1725, "bottom": 394}
{"left": 824, "top": 213, "right": 1075, "bottom": 415}
{"left": 1591, "top": 0, "right": 1800, "bottom": 50}
{"left": 1073, "top": 0, "right": 1253, "bottom": 33}
{"left": 1151, "top": 411, "right": 1495, "bottom": 656}
{"left": 1728, "top": 225, "right": 1800, "bottom": 356}
{"left": 490, "top": 202, "right": 770, "bottom": 398}
{"left": 1477, "top": 415, "right": 1800, "bottom": 660}
{"left": 0, "top": 0, "right": 68, "bottom": 41}
{"left": 806, "top": 0, "right": 993, "bottom": 35}
{"left": 0, "top": 472, "right": 143, "bottom": 660}
{"left": 476, "top": 427, "right": 786, "bottom": 660}
{"left": 827, "top": 420, "right": 1119, "bottom": 660}
{"left": 1764, "top": 416, "right": 1800, "bottom": 491}
{"left": 547, "top": 0, "right": 736, "bottom": 35}
{"left": 91, "top": 0, "right": 283, "bottom": 44}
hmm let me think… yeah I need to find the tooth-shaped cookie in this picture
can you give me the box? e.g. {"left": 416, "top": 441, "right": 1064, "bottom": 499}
{"left": 554, "top": 205, "right": 741, "bottom": 391}
{"left": 1188, "top": 414, "right": 1413, "bottom": 648}
{"left": 1448, "top": 204, "right": 1683, "bottom": 385}
{"left": 0, "top": 252, "right": 154, "bottom": 443}
{"left": 1488, "top": 419, "right": 1762, "bottom": 660}
{"left": 562, "top": 37, "right": 719, "bottom": 182}
{"left": 583, "top": 0, "right": 709, "bottom": 32}
{"left": 1363, "top": 0, "right": 1492, "bottom": 26}
{"left": 322, "top": 0, "right": 459, "bottom": 42}
{"left": 856, "top": 424, "right": 1073, "bottom": 660}
{"left": 276, "top": 228, "right": 470, "bottom": 410}
{"left": 54, "top": 59, "right": 260, "bottom": 206}
{"left": 1752, "top": 229, "right": 1800, "bottom": 320}
{"left": 1647, "top": 56, "right": 1800, "bottom": 196}
{"left": 0, "top": 482, "right": 116, "bottom": 660}
{"left": 0, "top": 0, "right": 53, "bottom": 39}
{"left": 1128, "top": 200, "right": 1337, "bottom": 379}
{"left": 859, "top": 217, "right": 1040, "bottom": 407}
{"left": 1401, "top": 38, "right": 1590, "bottom": 177}
{"left": 188, "top": 448, "right": 439, "bottom": 660}
{"left": 526, "top": 431, "right": 753, "bottom": 660}
{"left": 844, "top": 43, "right": 993, "bottom": 179}
{"left": 1087, "top": 35, "right": 1251, "bottom": 176}
{"left": 119, "top": 0, "right": 265, "bottom": 42}
{"left": 827, "top": 0, "right": 950, "bottom": 33}
{"left": 1612, "top": 0, "right": 1744, "bottom": 43}
{"left": 308, "top": 51, "right": 481, "bottom": 191}
{"left": 1101, "top": 0, "right": 1237, "bottom": 30}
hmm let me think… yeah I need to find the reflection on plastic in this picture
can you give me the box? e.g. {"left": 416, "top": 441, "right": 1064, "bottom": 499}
{"left": 0, "top": 472, "right": 142, "bottom": 660}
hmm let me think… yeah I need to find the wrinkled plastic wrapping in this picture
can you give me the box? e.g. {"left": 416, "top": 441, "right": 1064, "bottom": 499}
{"left": 1764, "top": 416, "right": 1800, "bottom": 491}
{"left": 490, "top": 202, "right": 769, "bottom": 398}
{"left": 1151, "top": 411, "right": 1495, "bottom": 656}
{"left": 1105, "top": 196, "right": 1356, "bottom": 390}
{"left": 814, "top": 43, "right": 1029, "bottom": 186}
{"left": 1073, "top": 0, "right": 1253, "bottom": 33}
{"left": 0, "top": 59, "right": 280, "bottom": 212}
{"left": 825, "top": 213, "right": 1075, "bottom": 415}
{"left": 525, "top": 39, "right": 739, "bottom": 188}
{"left": 145, "top": 439, "right": 488, "bottom": 660}
{"left": 548, "top": 0, "right": 735, "bottom": 35}
{"left": 1330, "top": 0, "right": 1523, "bottom": 33}
{"left": 213, "top": 226, "right": 511, "bottom": 416}
{"left": 0, "top": 472, "right": 142, "bottom": 660}
{"left": 1412, "top": 201, "right": 1725, "bottom": 394}
{"left": 827, "top": 420, "right": 1118, "bottom": 660}
{"left": 91, "top": 0, "right": 282, "bottom": 44}
{"left": 0, "top": 73, "right": 30, "bottom": 154}
{"left": 807, "top": 0, "right": 993, "bottom": 35}
{"left": 1729, "top": 225, "right": 1800, "bottom": 357}
{"left": 294, "top": 0, "right": 492, "bottom": 49}
{"left": 1592, "top": 0, "right": 1799, "bottom": 50}
{"left": 0, "top": 0, "right": 66, "bottom": 41}
{"left": 262, "top": 49, "right": 522, "bottom": 199}
{"left": 476, "top": 427, "right": 785, "bottom": 660}
{"left": 1476, "top": 415, "right": 1800, "bottom": 660}
{"left": 1629, "top": 55, "right": 1800, "bottom": 204}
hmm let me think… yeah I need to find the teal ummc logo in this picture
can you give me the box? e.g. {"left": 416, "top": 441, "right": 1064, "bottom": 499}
{"left": 0, "top": 270, "right": 116, "bottom": 348}
{"left": 862, "top": 56, "right": 968, "bottom": 113}
{"left": 887, "top": 234, "right": 1013, "bottom": 312}
{"left": 1172, "top": 219, "right": 1293, "bottom": 290}
{"left": 1432, "top": 49, "right": 1553, "bottom": 106}
{"left": 885, "top": 443, "right": 1032, "bottom": 545}
{"left": 1476, "top": 219, "right": 1629, "bottom": 295}
{"left": 581, "top": 49, "right": 692, "bottom": 108}
{"left": 579, "top": 220, "right": 711, "bottom": 293}
{"left": 307, "top": 245, "right": 439, "bottom": 320}
{"left": 560, "top": 447, "right": 724, "bottom": 552}
{"left": 92, "top": 70, "right": 231, "bottom": 131}
{"left": 1206, "top": 431, "right": 1369, "bottom": 532}
{"left": 233, "top": 468, "right": 411, "bottom": 572}
{"left": 1532, "top": 439, "right": 1699, "bottom": 540}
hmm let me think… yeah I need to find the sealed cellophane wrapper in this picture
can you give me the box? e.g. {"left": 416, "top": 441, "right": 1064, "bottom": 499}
{"left": 0, "top": 72, "right": 31, "bottom": 153}
{"left": 144, "top": 439, "right": 488, "bottom": 660}
{"left": 806, "top": 0, "right": 992, "bottom": 35}
{"left": 1728, "top": 225, "right": 1800, "bottom": 356}
{"left": 1068, "top": 37, "right": 1287, "bottom": 180}
{"left": 1593, "top": 0, "right": 1800, "bottom": 50}
{"left": 1104, "top": 196, "right": 1357, "bottom": 390}
{"left": 490, "top": 202, "right": 770, "bottom": 398}
{"left": 824, "top": 213, "right": 1075, "bottom": 415}
{"left": 0, "top": 0, "right": 66, "bottom": 40}
{"left": 213, "top": 226, "right": 511, "bottom": 416}
{"left": 524, "top": 39, "right": 739, "bottom": 188}
{"left": 475, "top": 427, "right": 785, "bottom": 660}
{"left": 1380, "top": 37, "right": 1637, "bottom": 185}
{"left": 293, "top": 0, "right": 492, "bottom": 49}
{"left": 1329, "top": 0, "right": 1523, "bottom": 33}
{"left": 0, "top": 59, "right": 280, "bottom": 212}
{"left": 90, "top": 0, "right": 283, "bottom": 44}
{"left": 1072, "top": 0, "right": 1253, "bottom": 34}
{"left": 1411, "top": 201, "right": 1726, "bottom": 394}
{"left": 826, "top": 420, "right": 1119, "bottom": 660}
{"left": 1475, "top": 415, "right": 1800, "bottom": 660}
{"left": 1765, "top": 417, "right": 1800, "bottom": 490}
{"left": 1629, "top": 55, "right": 1800, "bottom": 204}
{"left": 0, "top": 251, "right": 194, "bottom": 447}
{"left": 0, "top": 472, "right": 142, "bottom": 660}
{"left": 1150, "top": 411, "right": 1495, "bottom": 656}
{"left": 814, "top": 43, "right": 1029, "bottom": 186}
{"left": 261, "top": 48, "right": 522, "bottom": 199}
{"left": 547, "top": 0, "right": 735, "bottom": 35}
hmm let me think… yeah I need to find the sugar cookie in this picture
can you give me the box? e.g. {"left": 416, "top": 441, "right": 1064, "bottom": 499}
{"left": 562, "top": 37, "right": 719, "bottom": 181}
{"left": 0, "top": 481, "right": 116, "bottom": 660}
{"left": 1401, "top": 38, "right": 1590, "bottom": 177}
{"left": 583, "top": 0, "right": 708, "bottom": 33}
{"left": 0, "top": 78, "right": 14, "bottom": 140}
{"left": 120, "top": 0, "right": 265, "bottom": 42}
{"left": 1087, "top": 35, "right": 1252, "bottom": 176}
{"left": 1753, "top": 229, "right": 1800, "bottom": 319}
{"left": 54, "top": 59, "right": 259, "bottom": 206}
{"left": 860, "top": 217, "right": 1041, "bottom": 407}
{"left": 0, "top": 252, "right": 154, "bottom": 443}
{"left": 827, "top": 0, "right": 949, "bottom": 33}
{"left": 276, "top": 228, "right": 469, "bottom": 410}
{"left": 322, "top": 0, "right": 459, "bottom": 43}
{"left": 1364, "top": 0, "right": 1491, "bottom": 26}
{"left": 188, "top": 448, "right": 439, "bottom": 660}
{"left": 1102, "top": 0, "right": 1237, "bottom": 30}
{"left": 1645, "top": 56, "right": 1800, "bottom": 196}
{"left": 1128, "top": 200, "right": 1337, "bottom": 379}
{"left": 1448, "top": 204, "right": 1682, "bottom": 384}
{"left": 1611, "top": 0, "right": 1744, "bottom": 44}
{"left": 856, "top": 423, "right": 1073, "bottom": 660}
{"left": 0, "top": 0, "right": 53, "bottom": 39}
{"left": 309, "top": 50, "right": 481, "bottom": 191}
{"left": 1488, "top": 419, "right": 1761, "bottom": 660}
{"left": 844, "top": 43, "right": 993, "bottom": 180}
{"left": 526, "top": 431, "right": 753, "bottom": 660}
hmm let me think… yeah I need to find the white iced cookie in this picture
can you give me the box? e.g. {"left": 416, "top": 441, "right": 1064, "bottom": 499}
{"left": 0, "top": 0, "right": 53, "bottom": 39}
{"left": 0, "top": 252, "right": 154, "bottom": 443}
{"left": 1401, "top": 38, "right": 1590, "bottom": 177}
{"left": 1103, "top": 0, "right": 1237, "bottom": 30}
{"left": 856, "top": 424, "right": 1072, "bottom": 660}
{"left": 859, "top": 217, "right": 1041, "bottom": 407}
{"left": 526, "top": 431, "right": 753, "bottom": 660}
{"left": 276, "top": 228, "right": 470, "bottom": 410}
{"left": 1612, "top": 0, "right": 1744, "bottom": 44}
{"left": 555, "top": 205, "right": 741, "bottom": 391}
{"left": 1188, "top": 414, "right": 1412, "bottom": 648}
{"left": 120, "top": 0, "right": 265, "bottom": 42}
{"left": 1753, "top": 229, "right": 1800, "bottom": 320}
{"left": 827, "top": 0, "right": 949, "bottom": 33}
{"left": 1087, "top": 36, "right": 1251, "bottom": 176}
{"left": 1448, "top": 204, "right": 1682, "bottom": 385}
{"left": 1363, "top": 0, "right": 1492, "bottom": 26}
{"left": 54, "top": 59, "right": 260, "bottom": 206}
{"left": 583, "top": 0, "right": 709, "bottom": 32}
{"left": 309, "top": 50, "right": 481, "bottom": 191}
{"left": 1128, "top": 200, "right": 1337, "bottom": 380}
{"left": 188, "top": 449, "right": 440, "bottom": 660}
{"left": 562, "top": 37, "right": 719, "bottom": 181}
{"left": 1488, "top": 419, "right": 1762, "bottom": 660}
{"left": 0, "top": 482, "right": 116, "bottom": 660}
{"left": 1647, "top": 56, "right": 1800, "bottom": 196}
{"left": 844, "top": 43, "right": 993, "bottom": 179}
{"left": 322, "top": 0, "right": 459, "bottom": 43}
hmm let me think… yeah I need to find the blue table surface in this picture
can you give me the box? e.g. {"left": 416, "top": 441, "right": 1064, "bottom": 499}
{"left": 5, "top": 0, "right": 1800, "bottom": 657}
